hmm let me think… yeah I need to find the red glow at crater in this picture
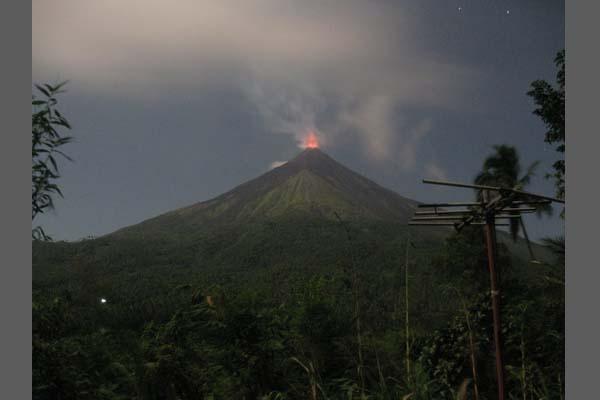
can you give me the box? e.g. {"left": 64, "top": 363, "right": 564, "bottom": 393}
{"left": 302, "top": 131, "right": 320, "bottom": 149}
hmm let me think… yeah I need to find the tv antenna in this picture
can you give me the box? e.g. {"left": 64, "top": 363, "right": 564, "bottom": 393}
{"left": 409, "top": 178, "right": 564, "bottom": 400}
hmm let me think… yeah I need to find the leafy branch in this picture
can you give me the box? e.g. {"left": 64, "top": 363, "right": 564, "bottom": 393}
{"left": 32, "top": 81, "right": 73, "bottom": 240}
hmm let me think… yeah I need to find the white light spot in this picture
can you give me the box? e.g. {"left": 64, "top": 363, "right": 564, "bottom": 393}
{"left": 458, "top": 7, "right": 462, "bottom": 12}
{"left": 269, "top": 160, "right": 287, "bottom": 170}
{"left": 100, "top": 298, "right": 107, "bottom": 304}
{"left": 506, "top": 10, "right": 510, "bottom": 14}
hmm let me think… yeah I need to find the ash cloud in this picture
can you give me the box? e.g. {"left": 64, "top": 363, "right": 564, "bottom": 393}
{"left": 33, "top": 0, "right": 479, "bottom": 167}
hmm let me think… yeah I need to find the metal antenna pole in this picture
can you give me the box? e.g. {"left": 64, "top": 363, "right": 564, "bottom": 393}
{"left": 483, "top": 202, "right": 505, "bottom": 400}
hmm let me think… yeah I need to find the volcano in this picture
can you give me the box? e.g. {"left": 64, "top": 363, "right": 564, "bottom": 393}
{"left": 113, "top": 148, "right": 420, "bottom": 237}
{"left": 101, "top": 148, "right": 548, "bottom": 269}
{"left": 34, "top": 147, "right": 553, "bottom": 321}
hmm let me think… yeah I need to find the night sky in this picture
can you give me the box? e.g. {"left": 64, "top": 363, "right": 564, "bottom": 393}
{"left": 32, "top": 0, "right": 565, "bottom": 241}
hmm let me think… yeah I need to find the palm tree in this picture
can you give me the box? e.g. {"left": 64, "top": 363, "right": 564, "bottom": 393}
{"left": 474, "top": 145, "right": 551, "bottom": 241}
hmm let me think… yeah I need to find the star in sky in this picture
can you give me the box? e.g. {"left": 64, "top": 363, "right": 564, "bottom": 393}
{"left": 457, "top": 6, "right": 512, "bottom": 15}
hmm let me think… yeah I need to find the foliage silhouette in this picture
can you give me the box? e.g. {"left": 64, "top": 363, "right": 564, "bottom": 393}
{"left": 527, "top": 49, "right": 565, "bottom": 205}
{"left": 474, "top": 144, "right": 550, "bottom": 241}
{"left": 32, "top": 81, "right": 73, "bottom": 241}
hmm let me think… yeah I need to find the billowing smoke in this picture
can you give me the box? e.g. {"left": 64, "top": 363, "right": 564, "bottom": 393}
{"left": 33, "top": 0, "right": 479, "bottom": 167}
{"left": 246, "top": 81, "right": 325, "bottom": 149}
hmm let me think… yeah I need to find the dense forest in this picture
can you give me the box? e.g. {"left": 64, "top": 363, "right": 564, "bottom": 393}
{"left": 32, "top": 217, "right": 564, "bottom": 399}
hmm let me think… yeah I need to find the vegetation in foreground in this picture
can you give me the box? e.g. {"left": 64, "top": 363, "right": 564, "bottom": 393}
{"left": 33, "top": 218, "right": 564, "bottom": 399}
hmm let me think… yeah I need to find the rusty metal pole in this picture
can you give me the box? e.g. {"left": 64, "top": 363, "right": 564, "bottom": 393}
{"left": 483, "top": 209, "right": 505, "bottom": 400}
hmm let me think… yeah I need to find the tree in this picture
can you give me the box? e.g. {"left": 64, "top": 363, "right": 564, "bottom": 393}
{"left": 528, "top": 54, "right": 565, "bottom": 395}
{"left": 527, "top": 50, "right": 565, "bottom": 204}
{"left": 32, "top": 82, "right": 73, "bottom": 240}
{"left": 474, "top": 145, "right": 549, "bottom": 241}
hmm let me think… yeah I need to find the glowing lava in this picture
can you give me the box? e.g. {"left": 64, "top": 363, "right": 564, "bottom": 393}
{"left": 302, "top": 131, "right": 320, "bottom": 149}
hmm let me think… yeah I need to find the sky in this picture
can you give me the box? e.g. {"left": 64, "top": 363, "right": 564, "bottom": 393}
{"left": 32, "top": 0, "right": 565, "bottom": 241}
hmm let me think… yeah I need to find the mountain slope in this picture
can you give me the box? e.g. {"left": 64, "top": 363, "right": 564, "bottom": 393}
{"left": 112, "top": 148, "right": 419, "bottom": 237}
